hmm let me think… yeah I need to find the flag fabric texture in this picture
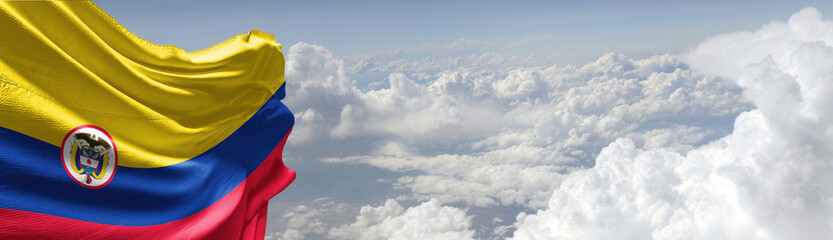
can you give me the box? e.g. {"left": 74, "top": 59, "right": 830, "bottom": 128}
{"left": 0, "top": 1, "right": 295, "bottom": 239}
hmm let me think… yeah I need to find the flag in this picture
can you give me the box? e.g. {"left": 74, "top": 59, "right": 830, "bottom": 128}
{"left": 0, "top": 1, "right": 295, "bottom": 239}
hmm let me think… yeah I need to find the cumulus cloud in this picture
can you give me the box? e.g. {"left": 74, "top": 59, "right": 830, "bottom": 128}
{"left": 273, "top": 6, "right": 833, "bottom": 240}
{"left": 682, "top": 7, "right": 833, "bottom": 80}
{"left": 267, "top": 198, "right": 353, "bottom": 240}
{"left": 307, "top": 51, "right": 746, "bottom": 209}
{"left": 278, "top": 38, "right": 751, "bottom": 237}
{"left": 281, "top": 38, "right": 751, "bottom": 226}
{"left": 328, "top": 199, "right": 475, "bottom": 240}
{"left": 512, "top": 7, "right": 833, "bottom": 240}
{"left": 270, "top": 8, "right": 833, "bottom": 240}
{"left": 353, "top": 52, "right": 552, "bottom": 77}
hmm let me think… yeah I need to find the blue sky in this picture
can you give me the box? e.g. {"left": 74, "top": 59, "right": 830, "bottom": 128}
{"left": 97, "top": 0, "right": 833, "bottom": 63}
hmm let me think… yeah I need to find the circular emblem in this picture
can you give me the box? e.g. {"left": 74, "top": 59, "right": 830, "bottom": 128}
{"left": 60, "top": 125, "right": 118, "bottom": 189}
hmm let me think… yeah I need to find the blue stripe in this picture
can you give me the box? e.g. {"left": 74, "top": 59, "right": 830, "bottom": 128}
{"left": 0, "top": 84, "right": 293, "bottom": 226}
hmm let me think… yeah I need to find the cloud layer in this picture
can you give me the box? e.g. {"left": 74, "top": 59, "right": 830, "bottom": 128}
{"left": 285, "top": 42, "right": 747, "bottom": 212}
{"left": 273, "top": 7, "right": 833, "bottom": 240}
{"left": 328, "top": 199, "right": 475, "bottom": 240}
{"left": 513, "top": 7, "right": 833, "bottom": 240}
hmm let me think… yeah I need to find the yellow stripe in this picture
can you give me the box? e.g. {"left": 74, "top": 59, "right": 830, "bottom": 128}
{"left": 0, "top": 1, "right": 285, "bottom": 168}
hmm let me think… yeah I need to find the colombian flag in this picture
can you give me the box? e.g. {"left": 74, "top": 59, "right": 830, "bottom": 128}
{"left": 0, "top": 1, "right": 294, "bottom": 239}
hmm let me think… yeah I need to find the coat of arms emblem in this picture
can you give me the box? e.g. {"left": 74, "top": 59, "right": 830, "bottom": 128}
{"left": 61, "top": 125, "right": 118, "bottom": 189}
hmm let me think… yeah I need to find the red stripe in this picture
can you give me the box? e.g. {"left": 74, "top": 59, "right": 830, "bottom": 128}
{"left": 0, "top": 129, "right": 295, "bottom": 239}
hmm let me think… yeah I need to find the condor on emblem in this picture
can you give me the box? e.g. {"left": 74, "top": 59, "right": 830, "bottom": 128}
{"left": 61, "top": 125, "right": 118, "bottom": 189}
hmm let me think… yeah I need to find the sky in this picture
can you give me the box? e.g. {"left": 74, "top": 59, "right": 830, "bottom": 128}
{"left": 96, "top": 1, "right": 833, "bottom": 239}
{"left": 97, "top": 1, "right": 833, "bottom": 62}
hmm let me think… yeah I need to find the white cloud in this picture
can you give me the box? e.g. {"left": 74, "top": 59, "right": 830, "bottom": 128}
{"left": 311, "top": 51, "right": 746, "bottom": 209}
{"left": 512, "top": 8, "right": 833, "bottom": 240}
{"left": 283, "top": 38, "right": 749, "bottom": 215}
{"left": 273, "top": 229, "right": 304, "bottom": 240}
{"left": 682, "top": 7, "right": 833, "bottom": 80}
{"left": 358, "top": 52, "right": 552, "bottom": 76}
{"left": 284, "top": 42, "right": 363, "bottom": 145}
{"left": 328, "top": 199, "right": 475, "bottom": 240}
{"left": 274, "top": 7, "right": 833, "bottom": 240}
{"left": 327, "top": 199, "right": 405, "bottom": 239}
{"left": 511, "top": 137, "right": 763, "bottom": 240}
{"left": 268, "top": 198, "right": 353, "bottom": 240}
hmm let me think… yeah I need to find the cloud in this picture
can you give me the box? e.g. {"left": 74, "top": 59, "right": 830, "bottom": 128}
{"left": 682, "top": 7, "right": 833, "bottom": 80}
{"left": 352, "top": 52, "right": 553, "bottom": 76}
{"left": 512, "top": 7, "right": 833, "bottom": 240}
{"left": 277, "top": 43, "right": 751, "bottom": 239}
{"left": 316, "top": 51, "right": 747, "bottom": 209}
{"left": 328, "top": 199, "right": 475, "bottom": 240}
{"left": 267, "top": 198, "right": 353, "bottom": 240}
{"left": 274, "top": 7, "right": 833, "bottom": 240}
